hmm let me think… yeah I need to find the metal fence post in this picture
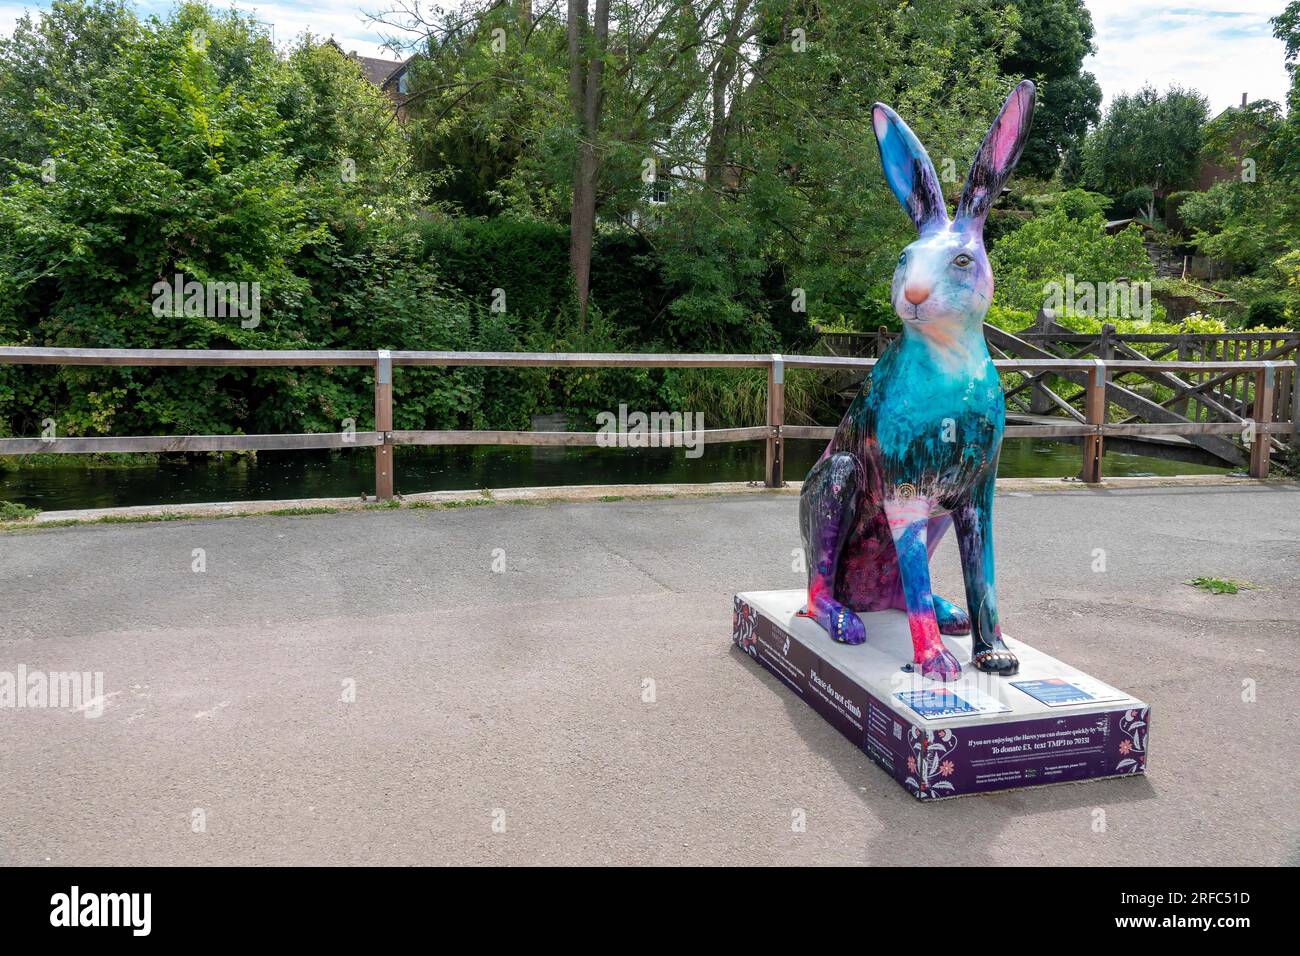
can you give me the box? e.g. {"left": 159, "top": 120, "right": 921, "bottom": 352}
{"left": 1249, "top": 363, "right": 1276, "bottom": 479}
{"left": 1082, "top": 359, "right": 1107, "bottom": 483}
{"left": 374, "top": 349, "right": 394, "bottom": 500}
{"left": 766, "top": 354, "right": 785, "bottom": 488}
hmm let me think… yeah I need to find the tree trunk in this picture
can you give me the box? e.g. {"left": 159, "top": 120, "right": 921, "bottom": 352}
{"left": 566, "top": 0, "right": 608, "bottom": 326}
{"left": 570, "top": 146, "right": 598, "bottom": 323}
{"left": 705, "top": 56, "right": 733, "bottom": 187}
{"left": 705, "top": 8, "right": 746, "bottom": 188}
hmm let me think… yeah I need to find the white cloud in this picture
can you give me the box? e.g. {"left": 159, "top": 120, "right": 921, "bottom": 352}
{"left": 1084, "top": 1, "right": 1291, "bottom": 115}
{"left": 0, "top": 0, "right": 425, "bottom": 60}
{"left": 0, "top": 3, "right": 29, "bottom": 37}
{"left": 1, "top": 1, "right": 1292, "bottom": 118}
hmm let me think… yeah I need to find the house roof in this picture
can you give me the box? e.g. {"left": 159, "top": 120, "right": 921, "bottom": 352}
{"left": 1208, "top": 92, "right": 1251, "bottom": 124}
{"left": 355, "top": 55, "right": 407, "bottom": 89}
{"left": 321, "top": 39, "right": 409, "bottom": 90}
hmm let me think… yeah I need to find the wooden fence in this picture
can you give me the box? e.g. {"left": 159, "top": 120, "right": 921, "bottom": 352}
{"left": 0, "top": 346, "right": 1294, "bottom": 499}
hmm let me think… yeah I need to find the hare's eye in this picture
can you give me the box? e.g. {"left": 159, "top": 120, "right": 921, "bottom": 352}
{"left": 953, "top": 254, "right": 974, "bottom": 267}
{"left": 897, "top": 252, "right": 907, "bottom": 266}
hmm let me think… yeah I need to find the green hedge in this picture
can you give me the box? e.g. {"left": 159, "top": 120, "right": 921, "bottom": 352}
{"left": 416, "top": 217, "right": 674, "bottom": 336}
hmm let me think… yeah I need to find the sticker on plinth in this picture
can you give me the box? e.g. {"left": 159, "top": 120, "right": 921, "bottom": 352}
{"left": 895, "top": 685, "right": 1011, "bottom": 720}
{"left": 1010, "top": 677, "right": 1129, "bottom": 708}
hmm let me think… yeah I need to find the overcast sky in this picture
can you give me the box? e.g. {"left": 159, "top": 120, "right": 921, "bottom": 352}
{"left": 1085, "top": 1, "right": 1290, "bottom": 113}
{"left": 0, "top": 1, "right": 1292, "bottom": 115}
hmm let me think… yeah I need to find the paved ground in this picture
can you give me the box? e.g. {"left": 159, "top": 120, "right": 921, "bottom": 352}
{"left": 1, "top": 482, "right": 1297, "bottom": 866}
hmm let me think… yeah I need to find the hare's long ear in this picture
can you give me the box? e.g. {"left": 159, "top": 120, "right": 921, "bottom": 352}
{"left": 955, "top": 80, "right": 1036, "bottom": 229}
{"left": 871, "top": 103, "right": 948, "bottom": 235}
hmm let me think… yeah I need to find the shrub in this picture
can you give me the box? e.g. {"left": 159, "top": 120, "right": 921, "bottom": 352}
{"left": 1245, "top": 296, "right": 1288, "bottom": 328}
{"left": 1180, "top": 313, "right": 1227, "bottom": 334}
{"left": 0, "top": 500, "right": 39, "bottom": 521}
{"left": 989, "top": 191, "right": 1154, "bottom": 315}
{"left": 984, "top": 304, "right": 1037, "bottom": 331}
{"left": 1017, "top": 189, "right": 1110, "bottom": 220}
{"left": 416, "top": 217, "right": 674, "bottom": 336}
{"left": 0, "top": 5, "right": 425, "bottom": 438}
{"left": 417, "top": 217, "right": 575, "bottom": 325}
{"left": 1114, "top": 186, "right": 1154, "bottom": 219}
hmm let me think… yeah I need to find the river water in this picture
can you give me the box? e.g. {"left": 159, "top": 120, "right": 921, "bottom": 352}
{"left": 0, "top": 438, "right": 1226, "bottom": 512}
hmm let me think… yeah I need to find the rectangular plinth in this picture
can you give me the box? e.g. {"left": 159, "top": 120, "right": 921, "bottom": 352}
{"left": 733, "top": 590, "right": 1149, "bottom": 801}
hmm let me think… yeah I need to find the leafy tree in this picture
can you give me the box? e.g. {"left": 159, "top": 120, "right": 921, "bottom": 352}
{"left": 377, "top": 0, "right": 719, "bottom": 322}
{"left": 1174, "top": 4, "right": 1300, "bottom": 325}
{"left": 623, "top": 0, "right": 1021, "bottom": 345}
{"left": 667, "top": 0, "right": 1019, "bottom": 341}
{"left": 383, "top": 0, "right": 1020, "bottom": 341}
{"left": 998, "top": 0, "right": 1101, "bottom": 179}
{"left": 1271, "top": 1, "right": 1300, "bottom": 320}
{"left": 1058, "top": 137, "right": 1084, "bottom": 185}
{"left": 1082, "top": 85, "right": 1209, "bottom": 214}
{"left": 0, "top": 0, "right": 138, "bottom": 166}
{"left": 1199, "top": 98, "right": 1283, "bottom": 173}
{"left": 392, "top": 5, "right": 569, "bottom": 216}
{"left": 0, "top": 3, "right": 472, "bottom": 438}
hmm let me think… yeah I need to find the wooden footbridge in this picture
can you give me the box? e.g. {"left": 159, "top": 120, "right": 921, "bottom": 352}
{"left": 819, "top": 321, "right": 1300, "bottom": 473}
{"left": 0, "top": 341, "right": 1295, "bottom": 498}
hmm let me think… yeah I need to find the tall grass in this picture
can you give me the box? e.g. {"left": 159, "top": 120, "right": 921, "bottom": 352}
{"left": 665, "top": 367, "right": 850, "bottom": 429}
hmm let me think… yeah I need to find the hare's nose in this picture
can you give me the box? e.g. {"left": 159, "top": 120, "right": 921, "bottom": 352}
{"left": 904, "top": 285, "right": 930, "bottom": 305}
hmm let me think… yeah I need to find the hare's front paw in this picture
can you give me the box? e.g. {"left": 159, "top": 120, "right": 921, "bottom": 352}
{"left": 805, "top": 597, "right": 867, "bottom": 645}
{"left": 904, "top": 613, "right": 963, "bottom": 681}
{"left": 917, "top": 644, "right": 963, "bottom": 682}
{"left": 972, "top": 646, "right": 1019, "bottom": 676}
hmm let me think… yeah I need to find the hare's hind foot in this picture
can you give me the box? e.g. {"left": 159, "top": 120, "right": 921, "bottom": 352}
{"left": 798, "top": 597, "right": 866, "bottom": 645}
{"left": 932, "top": 594, "right": 971, "bottom": 636}
{"left": 799, "top": 451, "right": 868, "bottom": 646}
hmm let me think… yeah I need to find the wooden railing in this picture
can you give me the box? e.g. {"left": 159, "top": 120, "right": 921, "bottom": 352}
{"left": 819, "top": 324, "right": 1300, "bottom": 470}
{"left": 0, "top": 347, "right": 1294, "bottom": 499}
{"left": 1010, "top": 322, "right": 1300, "bottom": 423}
{"left": 817, "top": 327, "right": 895, "bottom": 359}
{"left": 817, "top": 325, "right": 1300, "bottom": 368}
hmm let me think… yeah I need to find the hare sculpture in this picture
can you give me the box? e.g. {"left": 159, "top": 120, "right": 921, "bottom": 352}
{"left": 798, "top": 81, "right": 1036, "bottom": 682}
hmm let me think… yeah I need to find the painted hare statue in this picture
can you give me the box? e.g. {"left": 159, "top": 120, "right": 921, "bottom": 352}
{"left": 798, "top": 81, "right": 1035, "bottom": 682}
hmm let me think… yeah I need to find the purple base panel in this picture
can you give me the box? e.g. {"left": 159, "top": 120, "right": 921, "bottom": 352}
{"left": 733, "top": 596, "right": 1149, "bottom": 801}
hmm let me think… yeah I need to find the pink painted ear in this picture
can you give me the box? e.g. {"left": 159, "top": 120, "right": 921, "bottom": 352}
{"left": 955, "top": 80, "right": 1035, "bottom": 228}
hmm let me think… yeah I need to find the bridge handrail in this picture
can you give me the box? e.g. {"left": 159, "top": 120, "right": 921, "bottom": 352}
{"left": 0, "top": 345, "right": 1293, "bottom": 372}
{"left": 0, "top": 347, "right": 1294, "bottom": 494}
